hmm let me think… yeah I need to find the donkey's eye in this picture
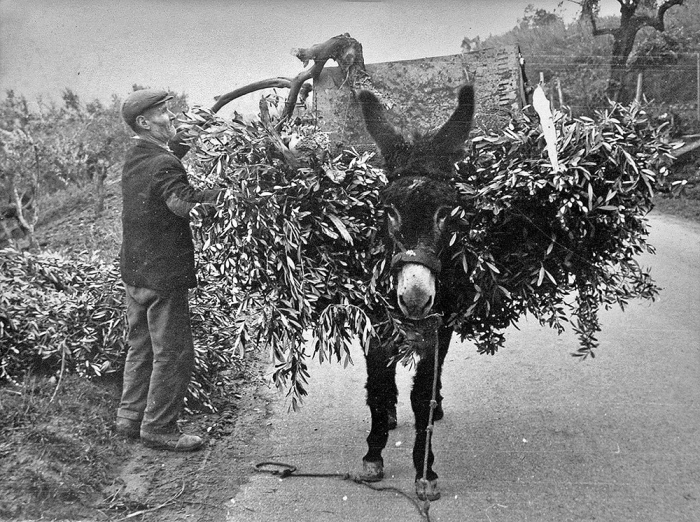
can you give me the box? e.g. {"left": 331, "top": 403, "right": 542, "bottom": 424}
{"left": 434, "top": 206, "right": 452, "bottom": 233}
{"left": 385, "top": 205, "right": 401, "bottom": 234}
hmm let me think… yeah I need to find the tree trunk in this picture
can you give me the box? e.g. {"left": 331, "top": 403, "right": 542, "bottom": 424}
{"left": 606, "top": 3, "right": 640, "bottom": 103}
{"left": 11, "top": 185, "right": 37, "bottom": 250}
{"left": 94, "top": 159, "right": 108, "bottom": 216}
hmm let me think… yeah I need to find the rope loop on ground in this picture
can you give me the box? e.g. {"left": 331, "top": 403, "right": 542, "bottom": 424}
{"left": 253, "top": 460, "right": 431, "bottom": 521}
{"left": 253, "top": 461, "right": 297, "bottom": 477}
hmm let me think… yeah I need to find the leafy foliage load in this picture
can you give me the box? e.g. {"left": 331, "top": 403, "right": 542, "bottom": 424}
{"left": 185, "top": 99, "right": 676, "bottom": 408}
{"left": 0, "top": 248, "right": 241, "bottom": 412}
{"left": 185, "top": 110, "right": 386, "bottom": 409}
{"left": 452, "top": 103, "right": 673, "bottom": 352}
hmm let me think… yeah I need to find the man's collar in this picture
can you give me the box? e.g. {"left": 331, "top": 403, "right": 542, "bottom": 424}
{"left": 133, "top": 135, "right": 171, "bottom": 152}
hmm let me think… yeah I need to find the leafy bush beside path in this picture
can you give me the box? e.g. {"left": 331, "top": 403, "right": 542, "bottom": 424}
{"left": 0, "top": 248, "right": 243, "bottom": 413}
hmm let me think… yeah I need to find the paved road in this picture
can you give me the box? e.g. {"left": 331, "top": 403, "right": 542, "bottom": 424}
{"left": 226, "top": 212, "right": 700, "bottom": 522}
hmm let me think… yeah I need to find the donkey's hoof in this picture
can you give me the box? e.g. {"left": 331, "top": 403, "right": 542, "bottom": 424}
{"left": 359, "top": 460, "right": 384, "bottom": 482}
{"left": 387, "top": 406, "right": 397, "bottom": 430}
{"left": 415, "top": 478, "right": 441, "bottom": 501}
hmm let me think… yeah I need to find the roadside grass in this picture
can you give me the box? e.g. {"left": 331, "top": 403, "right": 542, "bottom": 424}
{"left": 0, "top": 374, "right": 128, "bottom": 520}
{"left": 656, "top": 149, "right": 700, "bottom": 222}
{"left": 654, "top": 194, "right": 700, "bottom": 222}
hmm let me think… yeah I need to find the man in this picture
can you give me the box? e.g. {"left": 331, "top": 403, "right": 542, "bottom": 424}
{"left": 115, "top": 89, "right": 221, "bottom": 451}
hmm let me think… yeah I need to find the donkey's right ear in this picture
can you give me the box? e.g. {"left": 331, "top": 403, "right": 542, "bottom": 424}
{"left": 357, "top": 90, "right": 407, "bottom": 163}
{"left": 431, "top": 85, "right": 475, "bottom": 156}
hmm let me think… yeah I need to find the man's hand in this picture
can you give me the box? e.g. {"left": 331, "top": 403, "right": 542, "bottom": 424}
{"left": 168, "top": 128, "right": 191, "bottom": 159}
{"left": 201, "top": 188, "right": 227, "bottom": 218}
{"left": 169, "top": 111, "right": 217, "bottom": 158}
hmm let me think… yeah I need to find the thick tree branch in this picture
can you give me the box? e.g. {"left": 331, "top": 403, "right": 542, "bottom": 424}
{"left": 653, "top": 0, "right": 685, "bottom": 30}
{"left": 276, "top": 65, "right": 322, "bottom": 130}
{"left": 211, "top": 33, "right": 373, "bottom": 127}
{"left": 211, "top": 78, "right": 292, "bottom": 113}
{"left": 278, "top": 33, "right": 373, "bottom": 128}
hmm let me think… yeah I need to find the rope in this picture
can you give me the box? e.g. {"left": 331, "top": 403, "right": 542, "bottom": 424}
{"left": 253, "top": 461, "right": 431, "bottom": 521}
{"left": 418, "top": 314, "right": 442, "bottom": 517}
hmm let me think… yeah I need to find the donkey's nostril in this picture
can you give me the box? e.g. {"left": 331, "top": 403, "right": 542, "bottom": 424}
{"left": 398, "top": 292, "right": 434, "bottom": 319}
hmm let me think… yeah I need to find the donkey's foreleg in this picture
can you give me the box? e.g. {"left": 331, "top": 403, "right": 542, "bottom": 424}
{"left": 410, "top": 354, "right": 441, "bottom": 500}
{"left": 410, "top": 354, "right": 439, "bottom": 482}
{"left": 410, "top": 326, "right": 451, "bottom": 500}
{"left": 361, "top": 342, "right": 398, "bottom": 481}
{"left": 433, "top": 325, "right": 453, "bottom": 421}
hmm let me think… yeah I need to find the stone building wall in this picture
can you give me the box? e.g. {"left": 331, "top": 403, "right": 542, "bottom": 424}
{"left": 312, "top": 45, "right": 524, "bottom": 153}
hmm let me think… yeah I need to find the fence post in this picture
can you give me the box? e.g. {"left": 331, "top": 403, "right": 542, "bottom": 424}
{"left": 696, "top": 53, "right": 700, "bottom": 122}
{"left": 556, "top": 78, "right": 564, "bottom": 108}
{"left": 635, "top": 71, "right": 644, "bottom": 105}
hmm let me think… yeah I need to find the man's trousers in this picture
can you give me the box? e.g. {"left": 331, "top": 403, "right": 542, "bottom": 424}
{"left": 117, "top": 284, "right": 195, "bottom": 434}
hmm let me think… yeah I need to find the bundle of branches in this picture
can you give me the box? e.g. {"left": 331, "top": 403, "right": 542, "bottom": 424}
{"left": 451, "top": 103, "right": 676, "bottom": 354}
{"left": 0, "top": 248, "right": 125, "bottom": 384}
{"left": 0, "top": 248, "right": 242, "bottom": 412}
{"left": 185, "top": 100, "right": 677, "bottom": 408}
{"left": 186, "top": 110, "right": 385, "bottom": 408}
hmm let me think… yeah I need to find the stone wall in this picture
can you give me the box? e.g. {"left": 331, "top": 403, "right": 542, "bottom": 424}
{"left": 313, "top": 45, "right": 523, "bottom": 153}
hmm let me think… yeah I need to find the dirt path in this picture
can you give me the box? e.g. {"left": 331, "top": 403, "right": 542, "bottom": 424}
{"left": 107, "top": 357, "right": 276, "bottom": 522}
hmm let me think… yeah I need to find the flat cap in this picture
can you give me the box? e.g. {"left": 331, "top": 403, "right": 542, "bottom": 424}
{"left": 121, "top": 89, "right": 173, "bottom": 128}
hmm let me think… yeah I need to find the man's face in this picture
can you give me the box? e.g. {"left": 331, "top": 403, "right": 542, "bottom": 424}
{"left": 137, "top": 103, "right": 176, "bottom": 143}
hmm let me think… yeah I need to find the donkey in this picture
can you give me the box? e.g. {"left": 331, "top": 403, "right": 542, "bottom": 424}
{"left": 356, "top": 85, "right": 475, "bottom": 501}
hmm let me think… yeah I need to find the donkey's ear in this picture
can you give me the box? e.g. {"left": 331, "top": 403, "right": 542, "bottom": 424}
{"left": 357, "top": 90, "right": 407, "bottom": 160}
{"left": 431, "top": 85, "right": 475, "bottom": 155}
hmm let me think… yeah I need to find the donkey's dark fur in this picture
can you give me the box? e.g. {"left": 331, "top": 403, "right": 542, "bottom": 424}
{"left": 357, "top": 85, "right": 475, "bottom": 501}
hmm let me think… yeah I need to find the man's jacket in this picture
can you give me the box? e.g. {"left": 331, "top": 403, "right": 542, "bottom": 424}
{"left": 120, "top": 139, "right": 219, "bottom": 291}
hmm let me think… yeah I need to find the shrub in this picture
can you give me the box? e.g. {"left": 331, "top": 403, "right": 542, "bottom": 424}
{"left": 0, "top": 249, "right": 126, "bottom": 383}
{"left": 0, "top": 248, "right": 242, "bottom": 412}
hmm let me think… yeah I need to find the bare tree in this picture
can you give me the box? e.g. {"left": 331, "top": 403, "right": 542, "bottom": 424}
{"left": 577, "top": 0, "right": 687, "bottom": 103}
{"left": 0, "top": 128, "right": 40, "bottom": 249}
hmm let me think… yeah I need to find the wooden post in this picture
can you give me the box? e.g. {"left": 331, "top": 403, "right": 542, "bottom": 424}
{"left": 516, "top": 48, "right": 529, "bottom": 108}
{"left": 556, "top": 78, "right": 564, "bottom": 108}
{"left": 635, "top": 71, "right": 644, "bottom": 105}
{"left": 696, "top": 53, "right": 700, "bottom": 122}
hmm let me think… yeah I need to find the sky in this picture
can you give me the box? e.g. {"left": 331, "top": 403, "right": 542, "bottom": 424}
{"left": 0, "top": 0, "right": 619, "bottom": 116}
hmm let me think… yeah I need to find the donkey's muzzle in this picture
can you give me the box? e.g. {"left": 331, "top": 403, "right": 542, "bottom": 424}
{"left": 396, "top": 264, "right": 436, "bottom": 320}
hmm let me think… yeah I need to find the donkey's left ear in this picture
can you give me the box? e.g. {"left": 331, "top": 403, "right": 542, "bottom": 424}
{"left": 357, "top": 90, "right": 407, "bottom": 164}
{"left": 431, "top": 85, "right": 475, "bottom": 155}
